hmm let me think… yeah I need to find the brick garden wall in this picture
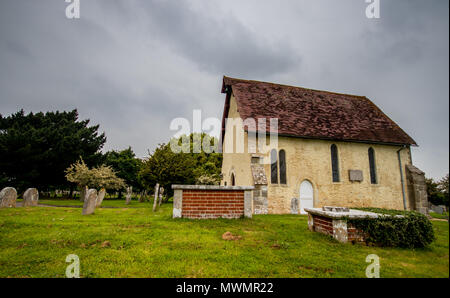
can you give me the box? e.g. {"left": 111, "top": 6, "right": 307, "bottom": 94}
{"left": 182, "top": 189, "right": 245, "bottom": 219}
{"left": 172, "top": 185, "right": 253, "bottom": 219}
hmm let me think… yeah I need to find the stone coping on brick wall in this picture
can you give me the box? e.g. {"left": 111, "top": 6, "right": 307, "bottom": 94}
{"left": 171, "top": 185, "right": 254, "bottom": 191}
{"left": 304, "top": 208, "right": 403, "bottom": 219}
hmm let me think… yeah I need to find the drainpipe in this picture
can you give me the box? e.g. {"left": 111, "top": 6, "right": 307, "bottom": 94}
{"left": 397, "top": 146, "right": 407, "bottom": 210}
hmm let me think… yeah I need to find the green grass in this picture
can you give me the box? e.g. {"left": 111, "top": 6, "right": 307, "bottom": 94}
{"left": 429, "top": 211, "right": 449, "bottom": 220}
{"left": 17, "top": 198, "right": 151, "bottom": 208}
{"left": 0, "top": 203, "right": 448, "bottom": 278}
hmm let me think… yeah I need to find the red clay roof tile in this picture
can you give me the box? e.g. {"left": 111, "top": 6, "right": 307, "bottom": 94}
{"left": 221, "top": 76, "right": 416, "bottom": 145}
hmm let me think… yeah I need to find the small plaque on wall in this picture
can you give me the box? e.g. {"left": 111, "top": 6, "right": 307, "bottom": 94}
{"left": 349, "top": 170, "right": 363, "bottom": 182}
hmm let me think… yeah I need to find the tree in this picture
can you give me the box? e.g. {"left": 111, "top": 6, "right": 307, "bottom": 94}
{"left": 437, "top": 174, "right": 449, "bottom": 206}
{"left": 65, "top": 159, "right": 125, "bottom": 197}
{"left": 426, "top": 174, "right": 449, "bottom": 207}
{"left": 139, "top": 133, "right": 222, "bottom": 197}
{"left": 138, "top": 142, "right": 196, "bottom": 196}
{"left": 104, "top": 147, "right": 143, "bottom": 192}
{"left": 0, "top": 109, "right": 106, "bottom": 192}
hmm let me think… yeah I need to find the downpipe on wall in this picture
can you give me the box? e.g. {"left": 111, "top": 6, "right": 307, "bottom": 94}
{"left": 397, "top": 146, "right": 407, "bottom": 210}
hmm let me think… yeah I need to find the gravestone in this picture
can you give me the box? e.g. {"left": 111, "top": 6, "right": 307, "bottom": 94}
{"left": 96, "top": 188, "right": 106, "bottom": 208}
{"left": 0, "top": 187, "right": 17, "bottom": 208}
{"left": 80, "top": 185, "right": 88, "bottom": 202}
{"left": 138, "top": 190, "right": 145, "bottom": 203}
{"left": 158, "top": 187, "right": 164, "bottom": 207}
{"left": 153, "top": 183, "right": 159, "bottom": 212}
{"left": 290, "top": 198, "right": 299, "bottom": 214}
{"left": 82, "top": 189, "right": 97, "bottom": 215}
{"left": 125, "top": 186, "right": 132, "bottom": 205}
{"left": 431, "top": 205, "right": 444, "bottom": 214}
{"left": 23, "top": 188, "right": 39, "bottom": 207}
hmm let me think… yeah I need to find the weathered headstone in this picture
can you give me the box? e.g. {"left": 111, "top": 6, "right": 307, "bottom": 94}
{"left": 0, "top": 187, "right": 17, "bottom": 208}
{"left": 80, "top": 185, "right": 88, "bottom": 202}
{"left": 96, "top": 188, "right": 106, "bottom": 208}
{"left": 23, "top": 188, "right": 39, "bottom": 207}
{"left": 82, "top": 189, "right": 97, "bottom": 215}
{"left": 138, "top": 191, "right": 145, "bottom": 203}
{"left": 125, "top": 186, "right": 132, "bottom": 205}
{"left": 153, "top": 183, "right": 159, "bottom": 212}
{"left": 158, "top": 187, "right": 164, "bottom": 207}
{"left": 430, "top": 205, "right": 444, "bottom": 214}
{"left": 290, "top": 198, "right": 299, "bottom": 214}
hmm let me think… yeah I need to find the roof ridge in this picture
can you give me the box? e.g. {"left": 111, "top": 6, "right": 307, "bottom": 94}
{"left": 223, "top": 75, "right": 366, "bottom": 99}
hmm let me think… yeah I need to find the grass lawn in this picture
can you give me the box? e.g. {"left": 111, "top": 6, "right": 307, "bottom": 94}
{"left": 429, "top": 211, "right": 449, "bottom": 220}
{"left": 17, "top": 198, "right": 150, "bottom": 208}
{"left": 0, "top": 202, "right": 448, "bottom": 278}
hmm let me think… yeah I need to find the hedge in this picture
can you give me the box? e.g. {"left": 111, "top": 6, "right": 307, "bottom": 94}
{"left": 349, "top": 208, "right": 435, "bottom": 248}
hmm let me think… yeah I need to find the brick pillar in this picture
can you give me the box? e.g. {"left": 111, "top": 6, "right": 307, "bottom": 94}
{"left": 173, "top": 189, "right": 183, "bottom": 218}
{"left": 244, "top": 190, "right": 253, "bottom": 218}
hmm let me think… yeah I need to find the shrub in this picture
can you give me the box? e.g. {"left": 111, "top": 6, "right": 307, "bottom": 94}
{"left": 350, "top": 208, "right": 435, "bottom": 248}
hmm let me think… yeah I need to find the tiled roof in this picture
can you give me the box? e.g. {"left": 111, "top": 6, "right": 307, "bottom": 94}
{"left": 221, "top": 76, "right": 416, "bottom": 145}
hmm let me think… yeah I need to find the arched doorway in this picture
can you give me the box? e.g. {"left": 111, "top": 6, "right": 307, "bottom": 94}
{"left": 231, "top": 173, "right": 235, "bottom": 186}
{"left": 299, "top": 180, "right": 314, "bottom": 214}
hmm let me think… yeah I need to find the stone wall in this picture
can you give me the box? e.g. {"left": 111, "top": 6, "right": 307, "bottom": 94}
{"left": 221, "top": 94, "right": 414, "bottom": 214}
{"left": 405, "top": 165, "right": 429, "bottom": 215}
{"left": 172, "top": 185, "right": 253, "bottom": 219}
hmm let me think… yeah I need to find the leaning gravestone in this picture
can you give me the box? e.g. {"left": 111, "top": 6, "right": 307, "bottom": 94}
{"left": 290, "top": 198, "right": 299, "bottom": 214}
{"left": 23, "top": 188, "right": 39, "bottom": 207}
{"left": 0, "top": 187, "right": 17, "bottom": 208}
{"left": 82, "top": 189, "right": 97, "bottom": 215}
{"left": 125, "top": 186, "right": 132, "bottom": 205}
{"left": 96, "top": 188, "right": 106, "bottom": 208}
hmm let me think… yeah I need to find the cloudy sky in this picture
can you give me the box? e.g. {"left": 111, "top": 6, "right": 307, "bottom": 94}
{"left": 0, "top": 0, "right": 448, "bottom": 179}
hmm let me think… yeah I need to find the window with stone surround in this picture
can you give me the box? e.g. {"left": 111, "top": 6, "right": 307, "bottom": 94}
{"left": 368, "top": 147, "right": 377, "bottom": 184}
{"left": 331, "top": 144, "right": 340, "bottom": 182}
{"left": 279, "top": 149, "right": 287, "bottom": 184}
{"left": 270, "top": 149, "right": 278, "bottom": 184}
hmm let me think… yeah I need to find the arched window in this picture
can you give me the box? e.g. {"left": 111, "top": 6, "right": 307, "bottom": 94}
{"left": 270, "top": 149, "right": 278, "bottom": 184}
{"left": 368, "top": 147, "right": 377, "bottom": 184}
{"left": 279, "top": 149, "right": 287, "bottom": 184}
{"left": 231, "top": 173, "right": 235, "bottom": 186}
{"left": 331, "top": 144, "right": 340, "bottom": 182}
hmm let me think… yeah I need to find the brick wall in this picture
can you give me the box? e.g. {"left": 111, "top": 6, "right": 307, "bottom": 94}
{"left": 172, "top": 185, "right": 253, "bottom": 219}
{"left": 311, "top": 215, "right": 333, "bottom": 236}
{"left": 347, "top": 223, "right": 366, "bottom": 243}
{"left": 182, "top": 190, "right": 245, "bottom": 219}
{"left": 309, "top": 213, "right": 367, "bottom": 243}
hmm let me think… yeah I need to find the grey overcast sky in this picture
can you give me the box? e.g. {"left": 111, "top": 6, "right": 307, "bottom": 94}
{"left": 0, "top": 0, "right": 448, "bottom": 179}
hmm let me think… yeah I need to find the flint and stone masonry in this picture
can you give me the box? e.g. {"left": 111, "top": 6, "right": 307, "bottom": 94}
{"left": 172, "top": 185, "right": 254, "bottom": 219}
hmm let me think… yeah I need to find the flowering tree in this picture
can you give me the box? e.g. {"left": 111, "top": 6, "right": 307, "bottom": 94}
{"left": 65, "top": 159, "right": 126, "bottom": 200}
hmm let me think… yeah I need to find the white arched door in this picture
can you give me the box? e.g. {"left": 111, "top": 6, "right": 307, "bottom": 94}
{"left": 299, "top": 180, "right": 314, "bottom": 214}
